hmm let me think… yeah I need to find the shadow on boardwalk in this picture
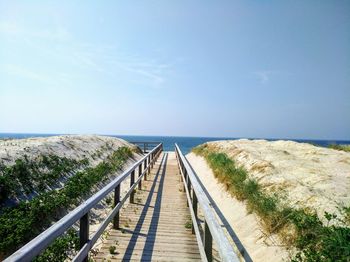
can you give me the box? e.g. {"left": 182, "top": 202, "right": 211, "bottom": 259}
{"left": 96, "top": 152, "right": 200, "bottom": 261}
{"left": 122, "top": 153, "right": 167, "bottom": 261}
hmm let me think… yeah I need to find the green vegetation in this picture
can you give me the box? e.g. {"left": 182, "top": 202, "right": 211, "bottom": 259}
{"left": 0, "top": 147, "right": 132, "bottom": 259}
{"left": 343, "top": 206, "right": 350, "bottom": 225}
{"left": 328, "top": 144, "right": 350, "bottom": 152}
{"left": 184, "top": 220, "right": 192, "bottom": 229}
{"left": 34, "top": 229, "right": 79, "bottom": 262}
{"left": 109, "top": 245, "right": 117, "bottom": 254}
{"left": 0, "top": 154, "right": 88, "bottom": 203}
{"left": 193, "top": 144, "right": 350, "bottom": 262}
{"left": 105, "top": 197, "right": 112, "bottom": 205}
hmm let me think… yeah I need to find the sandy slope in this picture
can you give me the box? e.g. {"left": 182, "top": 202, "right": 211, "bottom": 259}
{"left": 186, "top": 139, "right": 350, "bottom": 261}
{"left": 187, "top": 153, "right": 290, "bottom": 262}
{"left": 199, "top": 139, "right": 350, "bottom": 223}
{"left": 0, "top": 135, "right": 141, "bottom": 204}
{"left": 0, "top": 135, "right": 134, "bottom": 166}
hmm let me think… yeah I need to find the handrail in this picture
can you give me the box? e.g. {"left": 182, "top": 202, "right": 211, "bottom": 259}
{"left": 130, "top": 141, "right": 161, "bottom": 153}
{"left": 175, "top": 144, "right": 240, "bottom": 262}
{"left": 130, "top": 141, "right": 160, "bottom": 144}
{"left": 5, "top": 143, "right": 163, "bottom": 262}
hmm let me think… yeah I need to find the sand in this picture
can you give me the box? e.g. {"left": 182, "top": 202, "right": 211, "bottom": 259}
{"left": 0, "top": 135, "right": 135, "bottom": 166}
{"left": 187, "top": 152, "right": 290, "bottom": 262}
{"left": 186, "top": 139, "right": 350, "bottom": 261}
{"left": 197, "top": 139, "right": 350, "bottom": 223}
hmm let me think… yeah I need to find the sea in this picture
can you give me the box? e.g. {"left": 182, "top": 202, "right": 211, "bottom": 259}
{"left": 1, "top": 133, "right": 350, "bottom": 155}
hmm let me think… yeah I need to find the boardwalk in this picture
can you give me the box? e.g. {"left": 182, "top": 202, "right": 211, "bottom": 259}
{"left": 5, "top": 143, "right": 239, "bottom": 262}
{"left": 95, "top": 152, "right": 201, "bottom": 261}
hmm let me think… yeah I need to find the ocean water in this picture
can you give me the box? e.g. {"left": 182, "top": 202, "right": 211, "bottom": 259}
{"left": 1, "top": 133, "right": 350, "bottom": 155}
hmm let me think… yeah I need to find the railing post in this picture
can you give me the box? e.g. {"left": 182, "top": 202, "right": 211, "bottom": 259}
{"left": 178, "top": 154, "right": 183, "bottom": 182}
{"left": 138, "top": 164, "right": 142, "bottom": 190}
{"left": 80, "top": 212, "right": 89, "bottom": 262}
{"left": 151, "top": 152, "right": 154, "bottom": 168}
{"left": 113, "top": 184, "right": 120, "bottom": 229}
{"left": 130, "top": 170, "right": 135, "bottom": 203}
{"left": 144, "top": 158, "right": 147, "bottom": 180}
{"left": 192, "top": 191, "right": 198, "bottom": 234}
{"left": 176, "top": 156, "right": 183, "bottom": 182}
{"left": 204, "top": 220, "right": 213, "bottom": 262}
{"left": 185, "top": 170, "right": 190, "bottom": 207}
{"left": 148, "top": 155, "right": 151, "bottom": 175}
{"left": 183, "top": 168, "right": 187, "bottom": 192}
{"left": 187, "top": 173, "right": 191, "bottom": 195}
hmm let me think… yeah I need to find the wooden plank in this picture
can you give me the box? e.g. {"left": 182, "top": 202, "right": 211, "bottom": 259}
{"left": 94, "top": 152, "right": 200, "bottom": 261}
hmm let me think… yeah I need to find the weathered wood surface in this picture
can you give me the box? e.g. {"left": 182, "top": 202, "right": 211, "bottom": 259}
{"left": 95, "top": 152, "right": 201, "bottom": 261}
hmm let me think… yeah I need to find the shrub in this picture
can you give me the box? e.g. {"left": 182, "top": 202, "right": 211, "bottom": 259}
{"left": 184, "top": 220, "right": 192, "bottom": 229}
{"left": 105, "top": 197, "right": 112, "bottom": 205}
{"left": 33, "top": 229, "right": 79, "bottom": 262}
{"left": 0, "top": 155, "right": 86, "bottom": 204}
{"left": 109, "top": 245, "right": 117, "bottom": 254}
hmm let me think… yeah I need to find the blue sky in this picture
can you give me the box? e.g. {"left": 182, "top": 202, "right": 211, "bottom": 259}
{"left": 0, "top": 1, "right": 349, "bottom": 139}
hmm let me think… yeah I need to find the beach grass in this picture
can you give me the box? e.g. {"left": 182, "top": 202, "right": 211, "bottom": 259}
{"left": 192, "top": 144, "right": 350, "bottom": 262}
{"left": 329, "top": 144, "right": 350, "bottom": 152}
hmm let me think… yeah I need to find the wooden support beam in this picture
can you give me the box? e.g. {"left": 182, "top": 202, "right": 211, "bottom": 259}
{"left": 138, "top": 164, "right": 142, "bottom": 190}
{"left": 79, "top": 212, "right": 89, "bottom": 262}
{"left": 113, "top": 184, "right": 120, "bottom": 229}
{"left": 204, "top": 220, "right": 213, "bottom": 262}
{"left": 130, "top": 170, "right": 135, "bottom": 203}
{"left": 192, "top": 191, "right": 198, "bottom": 234}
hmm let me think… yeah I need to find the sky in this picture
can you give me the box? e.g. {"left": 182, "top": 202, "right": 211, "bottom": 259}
{"left": 0, "top": 1, "right": 349, "bottom": 140}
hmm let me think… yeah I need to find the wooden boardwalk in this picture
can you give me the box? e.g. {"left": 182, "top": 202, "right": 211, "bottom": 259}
{"left": 95, "top": 152, "right": 201, "bottom": 261}
{"left": 6, "top": 143, "right": 239, "bottom": 262}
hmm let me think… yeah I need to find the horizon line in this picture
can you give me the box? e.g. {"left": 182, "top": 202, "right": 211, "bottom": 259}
{"left": 0, "top": 132, "right": 350, "bottom": 142}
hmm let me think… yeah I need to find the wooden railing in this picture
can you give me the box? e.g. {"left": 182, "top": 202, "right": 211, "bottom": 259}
{"left": 130, "top": 141, "right": 160, "bottom": 153}
{"left": 5, "top": 143, "right": 163, "bottom": 262}
{"left": 175, "top": 144, "right": 240, "bottom": 262}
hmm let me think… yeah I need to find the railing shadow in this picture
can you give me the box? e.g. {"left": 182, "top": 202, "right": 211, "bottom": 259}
{"left": 121, "top": 153, "right": 167, "bottom": 261}
{"left": 140, "top": 153, "right": 167, "bottom": 260}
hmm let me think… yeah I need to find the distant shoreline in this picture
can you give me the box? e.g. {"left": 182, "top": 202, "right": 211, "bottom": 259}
{"left": 0, "top": 132, "right": 350, "bottom": 144}
{"left": 1, "top": 133, "right": 350, "bottom": 155}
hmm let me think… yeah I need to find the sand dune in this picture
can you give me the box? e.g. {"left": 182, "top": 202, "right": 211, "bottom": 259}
{"left": 198, "top": 139, "right": 350, "bottom": 223}
{"left": 0, "top": 135, "right": 142, "bottom": 256}
{"left": 187, "top": 152, "right": 290, "bottom": 262}
{"left": 187, "top": 139, "right": 350, "bottom": 261}
{"left": 0, "top": 134, "right": 134, "bottom": 166}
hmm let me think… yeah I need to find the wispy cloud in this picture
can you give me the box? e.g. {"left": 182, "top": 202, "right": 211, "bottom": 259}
{"left": 253, "top": 70, "right": 292, "bottom": 84}
{"left": 1, "top": 64, "right": 49, "bottom": 82}
{"left": 254, "top": 70, "right": 274, "bottom": 84}
{"left": 0, "top": 19, "right": 173, "bottom": 89}
{"left": 0, "top": 64, "right": 73, "bottom": 88}
{"left": 0, "top": 21, "right": 70, "bottom": 41}
{"left": 110, "top": 59, "right": 171, "bottom": 88}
